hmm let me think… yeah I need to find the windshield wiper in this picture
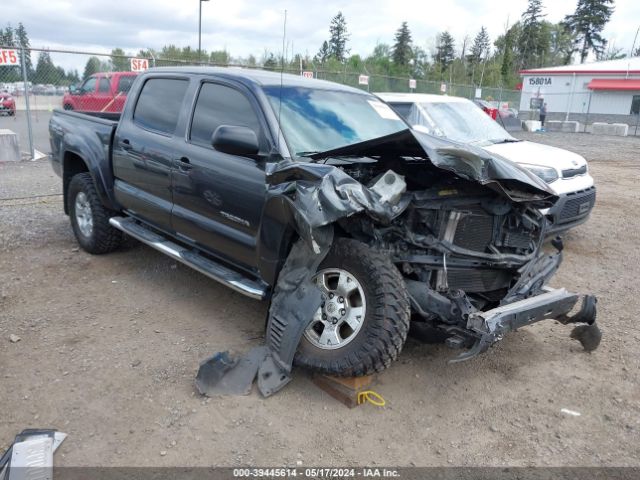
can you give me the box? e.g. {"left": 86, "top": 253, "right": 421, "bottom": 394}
{"left": 297, "top": 151, "right": 321, "bottom": 157}
{"left": 490, "top": 138, "right": 521, "bottom": 144}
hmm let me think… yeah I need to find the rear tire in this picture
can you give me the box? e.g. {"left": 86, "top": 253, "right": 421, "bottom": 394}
{"left": 68, "top": 173, "right": 122, "bottom": 254}
{"left": 292, "top": 238, "right": 410, "bottom": 377}
{"left": 63, "top": 104, "right": 73, "bottom": 110}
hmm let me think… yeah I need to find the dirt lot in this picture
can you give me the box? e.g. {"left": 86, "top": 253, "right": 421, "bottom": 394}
{"left": 1, "top": 132, "right": 639, "bottom": 467}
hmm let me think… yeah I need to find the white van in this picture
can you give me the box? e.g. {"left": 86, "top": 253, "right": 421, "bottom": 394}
{"left": 376, "top": 93, "right": 596, "bottom": 234}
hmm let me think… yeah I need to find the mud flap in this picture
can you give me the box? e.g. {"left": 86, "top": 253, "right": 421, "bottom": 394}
{"left": 195, "top": 229, "right": 332, "bottom": 398}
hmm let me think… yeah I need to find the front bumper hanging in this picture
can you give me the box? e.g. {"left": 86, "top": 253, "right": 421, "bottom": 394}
{"left": 451, "top": 288, "right": 600, "bottom": 362}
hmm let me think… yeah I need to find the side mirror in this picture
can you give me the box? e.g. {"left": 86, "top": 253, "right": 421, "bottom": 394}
{"left": 211, "top": 125, "right": 259, "bottom": 157}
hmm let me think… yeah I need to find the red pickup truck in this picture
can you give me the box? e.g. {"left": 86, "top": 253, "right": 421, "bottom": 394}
{"left": 63, "top": 72, "right": 138, "bottom": 112}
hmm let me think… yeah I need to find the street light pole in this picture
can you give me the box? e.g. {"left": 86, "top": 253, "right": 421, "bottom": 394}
{"left": 198, "top": 0, "right": 209, "bottom": 62}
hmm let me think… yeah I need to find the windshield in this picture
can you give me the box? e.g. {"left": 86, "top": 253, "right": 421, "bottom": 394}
{"left": 404, "top": 100, "right": 516, "bottom": 146}
{"left": 263, "top": 86, "right": 408, "bottom": 156}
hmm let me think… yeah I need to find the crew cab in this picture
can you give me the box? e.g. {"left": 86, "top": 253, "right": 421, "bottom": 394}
{"left": 63, "top": 72, "right": 138, "bottom": 112}
{"left": 49, "top": 68, "right": 600, "bottom": 380}
{"left": 377, "top": 93, "right": 596, "bottom": 234}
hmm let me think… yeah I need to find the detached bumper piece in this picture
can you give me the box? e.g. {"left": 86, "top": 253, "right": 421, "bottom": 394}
{"left": 450, "top": 288, "right": 600, "bottom": 362}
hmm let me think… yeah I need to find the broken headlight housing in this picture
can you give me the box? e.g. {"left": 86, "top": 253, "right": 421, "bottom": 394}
{"left": 520, "top": 163, "right": 559, "bottom": 184}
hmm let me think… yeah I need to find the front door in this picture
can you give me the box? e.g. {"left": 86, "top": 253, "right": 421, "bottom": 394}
{"left": 171, "top": 81, "right": 267, "bottom": 270}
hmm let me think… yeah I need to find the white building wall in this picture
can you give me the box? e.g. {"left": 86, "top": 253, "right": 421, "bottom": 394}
{"left": 519, "top": 72, "right": 640, "bottom": 116}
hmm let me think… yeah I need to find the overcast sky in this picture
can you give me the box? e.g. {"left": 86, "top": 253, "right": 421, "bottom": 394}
{"left": 2, "top": 0, "right": 640, "bottom": 72}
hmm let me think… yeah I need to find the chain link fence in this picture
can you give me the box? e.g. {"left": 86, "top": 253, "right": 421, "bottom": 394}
{"left": 1, "top": 46, "right": 523, "bottom": 160}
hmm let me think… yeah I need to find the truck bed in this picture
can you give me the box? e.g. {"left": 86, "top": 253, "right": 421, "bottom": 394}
{"left": 49, "top": 108, "right": 121, "bottom": 213}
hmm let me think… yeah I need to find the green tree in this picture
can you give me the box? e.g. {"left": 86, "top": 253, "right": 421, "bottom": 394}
{"left": 546, "top": 22, "right": 574, "bottom": 65}
{"left": 33, "top": 51, "right": 63, "bottom": 84}
{"left": 468, "top": 27, "right": 491, "bottom": 64}
{"left": 599, "top": 44, "right": 626, "bottom": 60}
{"left": 83, "top": 56, "right": 102, "bottom": 79}
{"left": 262, "top": 52, "right": 278, "bottom": 69}
{"left": 518, "top": 0, "right": 548, "bottom": 69}
{"left": 110, "top": 48, "right": 129, "bottom": 71}
{"left": 328, "top": 12, "right": 350, "bottom": 61}
{"left": 66, "top": 69, "right": 80, "bottom": 84}
{"left": 392, "top": 22, "right": 413, "bottom": 66}
{"left": 563, "top": 0, "right": 615, "bottom": 63}
{"left": 209, "top": 50, "right": 230, "bottom": 65}
{"left": 434, "top": 31, "right": 456, "bottom": 70}
{"left": 15, "top": 23, "right": 32, "bottom": 74}
{"left": 315, "top": 40, "right": 330, "bottom": 63}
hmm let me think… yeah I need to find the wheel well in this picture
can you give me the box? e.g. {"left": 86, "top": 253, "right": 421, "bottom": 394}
{"left": 63, "top": 152, "right": 89, "bottom": 214}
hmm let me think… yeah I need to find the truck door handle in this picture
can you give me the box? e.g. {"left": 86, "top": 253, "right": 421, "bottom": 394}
{"left": 175, "top": 157, "right": 192, "bottom": 171}
{"left": 120, "top": 139, "right": 132, "bottom": 150}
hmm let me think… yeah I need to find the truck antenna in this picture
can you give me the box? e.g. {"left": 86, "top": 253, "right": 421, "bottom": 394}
{"left": 277, "top": 9, "right": 287, "bottom": 154}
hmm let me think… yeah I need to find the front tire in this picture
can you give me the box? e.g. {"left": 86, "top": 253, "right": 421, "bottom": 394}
{"left": 68, "top": 173, "right": 122, "bottom": 254}
{"left": 293, "top": 238, "right": 410, "bottom": 377}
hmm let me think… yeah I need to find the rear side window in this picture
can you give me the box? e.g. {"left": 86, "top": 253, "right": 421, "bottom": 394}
{"left": 134, "top": 78, "right": 188, "bottom": 134}
{"left": 98, "top": 78, "right": 110, "bottom": 93}
{"left": 117, "top": 76, "right": 136, "bottom": 93}
{"left": 190, "top": 83, "right": 260, "bottom": 146}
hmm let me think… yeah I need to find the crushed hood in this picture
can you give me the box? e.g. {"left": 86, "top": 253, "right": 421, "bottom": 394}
{"left": 308, "top": 129, "right": 558, "bottom": 204}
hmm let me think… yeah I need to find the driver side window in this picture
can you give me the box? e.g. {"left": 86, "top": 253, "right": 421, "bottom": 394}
{"left": 81, "top": 77, "right": 97, "bottom": 93}
{"left": 189, "top": 83, "right": 261, "bottom": 147}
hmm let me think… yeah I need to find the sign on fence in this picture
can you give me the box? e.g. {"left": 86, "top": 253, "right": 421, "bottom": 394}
{"left": 130, "top": 58, "right": 149, "bottom": 72}
{"left": 358, "top": 75, "right": 369, "bottom": 86}
{"left": 475, "top": 88, "right": 482, "bottom": 99}
{"left": 301, "top": 71, "right": 314, "bottom": 79}
{"left": 0, "top": 49, "right": 19, "bottom": 66}
{"left": 409, "top": 79, "right": 416, "bottom": 90}
{"left": 440, "top": 83, "right": 447, "bottom": 93}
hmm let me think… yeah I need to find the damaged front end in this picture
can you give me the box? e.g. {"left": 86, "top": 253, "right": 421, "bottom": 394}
{"left": 197, "top": 129, "right": 600, "bottom": 397}
{"left": 293, "top": 129, "right": 601, "bottom": 362}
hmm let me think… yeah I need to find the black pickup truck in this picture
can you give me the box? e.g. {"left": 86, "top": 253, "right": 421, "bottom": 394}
{"left": 49, "top": 67, "right": 600, "bottom": 380}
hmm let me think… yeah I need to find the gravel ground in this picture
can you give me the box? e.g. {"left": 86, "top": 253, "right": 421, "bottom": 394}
{"left": 1, "top": 131, "right": 639, "bottom": 467}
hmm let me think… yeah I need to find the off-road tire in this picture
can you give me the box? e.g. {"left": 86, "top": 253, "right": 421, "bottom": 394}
{"left": 68, "top": 172, "right": 122, "bottom": 254}
{"left": 293, "top": 238, "right": 410, "bottom": 377}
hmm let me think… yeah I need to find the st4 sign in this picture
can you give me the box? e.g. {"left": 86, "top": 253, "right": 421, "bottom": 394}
{"left": 0, "top": 49, "right": 19, "bottom": 66}
{"left": 130, "top": 58, "right": 149, "bottom": 72}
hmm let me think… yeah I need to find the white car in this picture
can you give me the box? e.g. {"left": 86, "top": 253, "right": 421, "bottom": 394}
{"left": 376, "top": 93, "right": 596, "bottom": 234}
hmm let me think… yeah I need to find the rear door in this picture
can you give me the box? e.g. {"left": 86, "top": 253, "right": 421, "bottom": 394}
{"left": 171, "top": 80, "right": 268, "bottom": 269}
{"left": 112, "top": 75, "right": 190, "bottom": 231}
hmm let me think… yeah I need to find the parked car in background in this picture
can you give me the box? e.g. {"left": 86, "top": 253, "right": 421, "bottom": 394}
{"left": 473, "top": 98, "right": 498, "bottom": 120}
{"left": 377, "top": 93, "right": 596, "bottom": 234}
{"left": 0, "top": 92, "right": 16, "bottom": 116}
{"left": 63, "top": 72, "right": 138, "bottom": 113}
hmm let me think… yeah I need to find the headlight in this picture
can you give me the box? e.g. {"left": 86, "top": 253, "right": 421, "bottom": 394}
{"left": 520, "top": 163, "right": 559, "bottom": 183}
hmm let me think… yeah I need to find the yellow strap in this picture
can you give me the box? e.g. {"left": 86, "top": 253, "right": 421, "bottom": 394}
{"left": 357, "top": 390, "right": 386, "bottom": 407}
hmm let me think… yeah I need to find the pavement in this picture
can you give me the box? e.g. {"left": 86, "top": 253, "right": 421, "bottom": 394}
{"left": 0, "top": 110, "right": 52, "bottom": 155}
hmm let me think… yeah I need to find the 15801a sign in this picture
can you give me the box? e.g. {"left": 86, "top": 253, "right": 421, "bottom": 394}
{"left": 528, "top": 77, "right": 552, "bottom": 86}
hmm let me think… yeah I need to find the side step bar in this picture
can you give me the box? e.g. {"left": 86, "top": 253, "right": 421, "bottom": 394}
{"left": 109, "top": 216, "right": 268, "bottom": 300}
